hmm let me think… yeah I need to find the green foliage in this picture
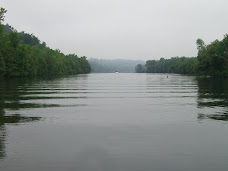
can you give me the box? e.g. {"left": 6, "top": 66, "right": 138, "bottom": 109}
{"left": 139, "top": 57, "right": 197, "bottom": 74}
{"left": 0, "top": 8, "right": 7, "bottom": 24}
{"left": 0, "top": 54, "right": 6, "bottom": 77}
{"left": 135, "top": 64, "right": 145, "bottom": 73}
{"left": 0, "top": 9, "right": 91, "bottom": 78}
{"left": 19, "top": 32, "right": 41, "bottom": 46}
{"left": 196, "top": 35, "right": 228, "bottom": 77}
{"left": 196, "top": 38, "right": 205, "bottom": 50}
{"left": 79, "top": 56, "right": 91, "bottom": 74}
{"left": 3, "top": 24, "right": 14, "bottom": 34}
{"left": 3, "top": 25, "right": 44, "bottom": 47}
{"left": 137, "top": 35, "right": 228, "bottom": 77}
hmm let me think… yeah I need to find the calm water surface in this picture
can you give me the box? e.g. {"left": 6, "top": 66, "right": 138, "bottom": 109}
{"left": 0, "top": 73, "right": 228, "bottom": 171}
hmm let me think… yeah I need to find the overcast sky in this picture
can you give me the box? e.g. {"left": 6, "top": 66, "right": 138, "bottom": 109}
{"left": 1, "top": 0, "right": 228, "bottom": 60}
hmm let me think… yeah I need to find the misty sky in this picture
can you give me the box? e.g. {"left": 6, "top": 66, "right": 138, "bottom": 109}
{"left": 1, "top": 0, "right": 228, "bottom": 60}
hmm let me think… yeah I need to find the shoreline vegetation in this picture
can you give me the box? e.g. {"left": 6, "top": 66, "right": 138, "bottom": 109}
{"left": 136, "top": 35, "right": 228, "bottom": 78}
{"left": 0, "top": 8, "right": 91, "bottom": 79}
{"left": 1, "top": 7, "right": 228, "bottom": 78}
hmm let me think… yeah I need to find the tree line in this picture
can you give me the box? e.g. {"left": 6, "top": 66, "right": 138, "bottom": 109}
{"left": 196, "top": 36, "right": 228, "bottom": 77}
{"left": 0, "top": 8, "right": 91, "bottom": 78}
{"left": 136, "top": 57, "right": 197, "bottom": 74}
{"left": 136, "top": 35, "right": 228, "bottom": 78}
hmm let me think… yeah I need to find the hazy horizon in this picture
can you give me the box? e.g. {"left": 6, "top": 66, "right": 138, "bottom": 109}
{"left": 2, "top": 0, "right": 228, "bottom": 60}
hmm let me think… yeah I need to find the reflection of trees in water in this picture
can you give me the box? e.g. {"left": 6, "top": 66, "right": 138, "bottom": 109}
{"left": 0, "top": 74, "right": 85, "bottom": 160}
{"left": 0, "top": 75, "right": 87, "bottom": 159}
{"left": 0, "top": 120, "right": 6, "bottom": 158}
{"left": 197, "top": 78, "right": 228, "bottom": 121}
{"left": 0, "top": 79, "right": 42, "bottom": 159}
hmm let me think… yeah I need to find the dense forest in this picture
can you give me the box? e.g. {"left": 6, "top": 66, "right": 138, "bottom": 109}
{"left": 196, "top": 36, "right": 228, "bottom": 77}
{"left": 0, "top": 8, "right": 91, "bottom": 78}
{"left": 1, "top": 7, "right": 227, "bottom": 78}
{"left": 136, "top": 35, "right": 228, "bottom": 78}
{"left": 136, "top": 57, "right": 197, "bottom": 74}
{"left": 89, "top": 58, "right": 145, "bottom": 73}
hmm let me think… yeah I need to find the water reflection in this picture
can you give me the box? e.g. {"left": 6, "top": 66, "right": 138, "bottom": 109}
{"left": 0, "top": 75, "right": 89, "bottom": 159}
{"left": 1, "top": 74, "right": 228, "bottom": 170}
{"left": 197, "top": 78, "right": 228, "bottom": 121}
{"left": 0, "top": 112, "right": 41, "bottom": 159}
{"left": 0, "top": 78, "right": 43, "bottom": 159}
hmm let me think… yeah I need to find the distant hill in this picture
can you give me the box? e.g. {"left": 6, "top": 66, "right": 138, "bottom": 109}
{"left": 3, "top": 24, "right": 15, "bottom": 34}
{"left": 89, "top": 58, "right": 145, "bottom": 73}
{"left": 0, "top": 19, "right": 91, "bottom": 78}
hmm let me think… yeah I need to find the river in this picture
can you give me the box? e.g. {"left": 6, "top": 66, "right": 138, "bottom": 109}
{"left": 0, "top": 73, "right": 228, "bottom": 171}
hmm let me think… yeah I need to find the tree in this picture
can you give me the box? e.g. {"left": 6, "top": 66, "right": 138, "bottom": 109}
{"left": 196, "top": 35, "right": 228, "bottom": 77}
{"left": 3, "top": 24, "right": 14, "bottom": 34}
{"left": 79, "top": 56, "right": 91, "bottom": 74}
{"left": 0, "top": 8, "right": 7, "bottom": 24}
{"left": 0, "top": 53, "right": 6, "bottom": 77}
{"left": 196, "top": 38, "right": 205, "bottom": 51}
{"left": 135, "top": 64, "right": 145, "bottom": 73}
{"left": 139, "top": 57, "right": 197, "bottom": 74}
{"left": 19, "top": 32, "right": 40, "bottom": 46}
{"left": 145, "top": 60, "right": 157, "bottom": 73}
{"left": 0, "top": 8, "right": 91, "bottom": 78}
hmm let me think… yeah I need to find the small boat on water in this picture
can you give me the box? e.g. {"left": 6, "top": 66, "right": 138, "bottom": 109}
{"left": 115, "top": 70, "right": 118, "bottom": 74}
